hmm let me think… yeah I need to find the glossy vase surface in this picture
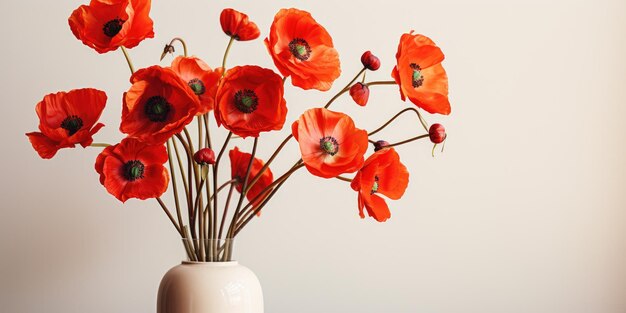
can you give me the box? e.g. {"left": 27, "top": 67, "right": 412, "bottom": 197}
{"left": 157, "top": 261, "right": 263, "bottom": 313}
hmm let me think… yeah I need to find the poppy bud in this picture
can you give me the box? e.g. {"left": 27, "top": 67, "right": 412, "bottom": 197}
{"left": 349, "top": 83, "right": 369, "bottom": 106}
{"left": 361, "top": 51, "right": 381, "bottom": 71}
{"left": 374, "top": 140, "right": 390, "bottom": 151}
{"left": 429, "top": 123, "right": 447, "bottom": 144}
{"left": 194, "top": 148, "right": 216, "bottom": 165}
{"left": 160, "top": 44, "right": 175, "bottom": 61}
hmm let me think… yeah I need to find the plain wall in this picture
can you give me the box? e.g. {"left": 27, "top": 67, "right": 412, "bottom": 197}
{"left": 1, "top": 0, "right": 625, "bottom": 312}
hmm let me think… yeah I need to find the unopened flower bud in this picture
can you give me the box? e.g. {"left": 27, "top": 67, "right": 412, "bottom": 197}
{"left": 374, "top": 140, "right": 390, "bottom": 151}
{"left": 160, "top": 44, "right": 175, "bottom": 61}
{"left": 361, "top": 51, "right": 381, "bottom": 71}
{"left": 349, "top": 83, "right": 370, "bottom": 106}
{"left": 429, "top": 123, "right": 447, "bottom": 144}
{"left": 193, "top": 148, "right": 216, "bottom": 165}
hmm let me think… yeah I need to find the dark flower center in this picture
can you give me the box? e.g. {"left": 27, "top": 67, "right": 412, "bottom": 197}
{"left": 233, "top": 89, "right": 259, "bottom": 113}
{"left": 289, "top": 38, "right": 312, "bottom": 61}
{"left": 410, "top": 63, "right": 424, "bottom": 88}
{"left": 144, "top": 96, "right": 171, "bottom": 122}
{"left": 122, "top": 160, "right": 145, "bottom": 182}
{"left": 188, "top": 78, "right": 206, "bottom": 95}
{"left": 320, "top": 136, "right": 339, "bottom": 156}
{"left": 371, "top": 176, "right": 380, "bottom": 194}
{"left": 103, "top": 18, "right": 125, "bottom": 37}
{"left": 60, "top": 115, "right": 83, "bottom": 136}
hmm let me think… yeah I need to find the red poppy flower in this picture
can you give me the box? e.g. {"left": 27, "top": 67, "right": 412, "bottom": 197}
{"left": 26, "top": 88, "right": 106, "bottom": 159}
{"left": 170, "top": 56, "right": 222, "bottom": 114}
{"left": 120, "top": 65, "right": 200, "bottom": 144}
{"left": 215, "top": 65, "right": 287, "bottom": 138}
{"left": 229, "top": 147, "right": 274, "bottom": 210}
{"left": 291, "top": 108, "right": 368, "bottom": 178}
{"left": 350, "top": 148, "right": 409, "bottom": 222}
{"left": 95, "top": 137, "right": 169, "bottom": 202}
{"left": 391, "top": 31, "right": 450, "bottom": 115}
{"left": 220, "top": 8, "right": 260, "bottom": 41}
{"left": 69, "top": 0, "right": 154, "bottom": 54}
{"left": 264, "top": 8, "right": 341, "bottom": 91}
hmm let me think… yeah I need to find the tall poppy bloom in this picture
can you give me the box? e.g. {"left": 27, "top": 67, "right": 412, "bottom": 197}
{"left": 69, "top": 0, "right": 154, "bottom": 54}
{"left": 215, "top": 65, "right": 287, "bottom": 138}
{"left": 95, "top": 138, "right": 169, "bottom": 202}
{"left": 220, "top": 8, "right": 260, "bottom": 41}
{"left": 170, "top": 56, "right": 222, "bottom": 114}
{"left": 26, "top": 88, "right": 106, "bottom": 159}
{"left": 350, "top": 148, "right": 409, "bottom": 222}
{"left": 292, "top": 108, "right": 368, "bottom": 178}
{"left": 229, "top": 147, "right": 274, "bottom": 210}
{"left": 120, "top": 65, "right": 200, "bottom": 144}
{"left": 265, "top": 8, "right": 341, "bottom": 91}
{"left": 391, "top": 31, "right": 450, "bottom": 115}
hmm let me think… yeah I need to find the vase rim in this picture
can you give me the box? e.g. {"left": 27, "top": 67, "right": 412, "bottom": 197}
{"left": 181, "top": 260, "right": 239, "bottom": 266}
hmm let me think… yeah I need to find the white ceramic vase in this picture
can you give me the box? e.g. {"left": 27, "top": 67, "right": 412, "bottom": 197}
{"left": 157, "top": 261, "right": 264, "bottom": 313}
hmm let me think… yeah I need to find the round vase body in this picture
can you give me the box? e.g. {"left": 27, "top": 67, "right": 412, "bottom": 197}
{"left": 157, "top": 261, "right": 263, "bottom": 313}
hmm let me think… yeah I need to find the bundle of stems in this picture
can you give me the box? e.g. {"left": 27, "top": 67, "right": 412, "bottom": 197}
{"left": 118, "top": 38, "right": 434, "bottom": 262}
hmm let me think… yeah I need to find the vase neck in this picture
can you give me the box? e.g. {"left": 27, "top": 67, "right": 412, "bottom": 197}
{"left": 181, "top": 260, "right": 239, "bottom": 266}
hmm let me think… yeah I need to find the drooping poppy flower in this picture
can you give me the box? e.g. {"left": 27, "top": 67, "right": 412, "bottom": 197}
{"left": 120, "top": 65, "right": 200, "bottom": 144}
{"left": 291, "top": 108, "right": 368, "bottom": 179}
{"left": 26, "top": 88, "right": 106, "bottom": 159}
{"left": 170, "top": 56, "right": 222, "bottom": 114}
{"left": 229, "top": 147, "right": 274, "bottom": 211}
{"left": 391, "top": 31, "right": 450, "bottom": 115}
{"left": 69, "top": 0, "right": 154, "bottom": 54}
{"left": 215, "top": 65, "right": 287, "bottom": 138}
{"left": 95, "top": 137, "right": 169, "bottom": 202}
{"left": 220, "top": 8, "right": 260, "bottom": 41}
{"left": 349, "top": 83, "right": 369, "bottom": 106}
{"left": 350, "top": 148, "right": 409, "bottom": 222}
{"left": 265, "top": 8, "right": 341, "bottom": 91}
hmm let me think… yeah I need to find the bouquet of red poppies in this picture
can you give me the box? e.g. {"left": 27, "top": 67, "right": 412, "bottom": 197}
{"left": 26, "top": 1, "right": 451, "bottom": 262}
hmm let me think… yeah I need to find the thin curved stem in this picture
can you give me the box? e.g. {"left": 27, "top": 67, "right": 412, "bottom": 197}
{"left": 235, "top": 163, "right": 304, "bottom": 236}
{"left": 368, "top": 107, "right": 429, "bottom": 136}
{"left": 120, "top": 47, "right": 135, "bottom": 74}
{"left": 166, "top": 140, "right": 185, "bottom": 237}
{"left": 227, "top": 137, "right": 259, "bottom": 239}
{"left": 218, "top": 183, "right": 236, "bottom": 240}
{"left": 221, "top": 37, "right": 235, "bottom": 75}
{"left": 365, "top": 80, "right": 397, "bottom": 87}
{"left": 244, "top": 134, "right": 293, "bottom": 193}
{"left": 324, "top": 67, "right": 366, "bottom": 109}
{"left": 156, "top": 198, "right": 182, "bottom": 236}
{"left": 387, "top": 134, "right": 430, "bottom": 148}
{"left": 170, "top": 37, "right": 188, "bottom": 57}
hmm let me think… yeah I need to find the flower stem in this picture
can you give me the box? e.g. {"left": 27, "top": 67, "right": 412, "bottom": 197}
{"left": 244, "top": 134, "right": 293, "bottom": 194}
{"left": 324, "top": 67, "right": 366, "bottom": 109}
{"left": 218, "top": 183, "right": 236, "bottom": 240}
{"left": 166, "top": 140, "right": 185, "bottom": 238}
{"left": 120, "top": 47, "right": 135, "bottom": 74}
{"left": 90, "top": 143, "right": 111, "bottom": 147}
{"left": 387, "top": 134, "right": 430, "bottom": 148}
{"left": 369, "top": 107, "right": 429, "bottom": 136}
{"left": 170, "top": 37, "right": 188, "bottom": 57}
{"left": 156, "top": 197, "right": 182, "bottom": 236}
{"left": 365, "top": 80, "right": 397, "bottom": 87}
{"left": 212, "top": 132, "right": 233, "bottom": 255}
{"left": 221, "top": 37, "right": 235, "bottom": 75}
{"left": 227, "top": 137, "right": 259, "bottom": 240}
{"left": 235, "top": 163, "right": 305, "bottom": 235}
{"left": 336, "top": 176, "right": 353, "bottom": 183}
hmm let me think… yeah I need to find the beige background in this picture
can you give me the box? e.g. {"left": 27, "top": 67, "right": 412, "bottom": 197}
{"left": 1, "top": 0, "right": 625, "bottom": 312}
